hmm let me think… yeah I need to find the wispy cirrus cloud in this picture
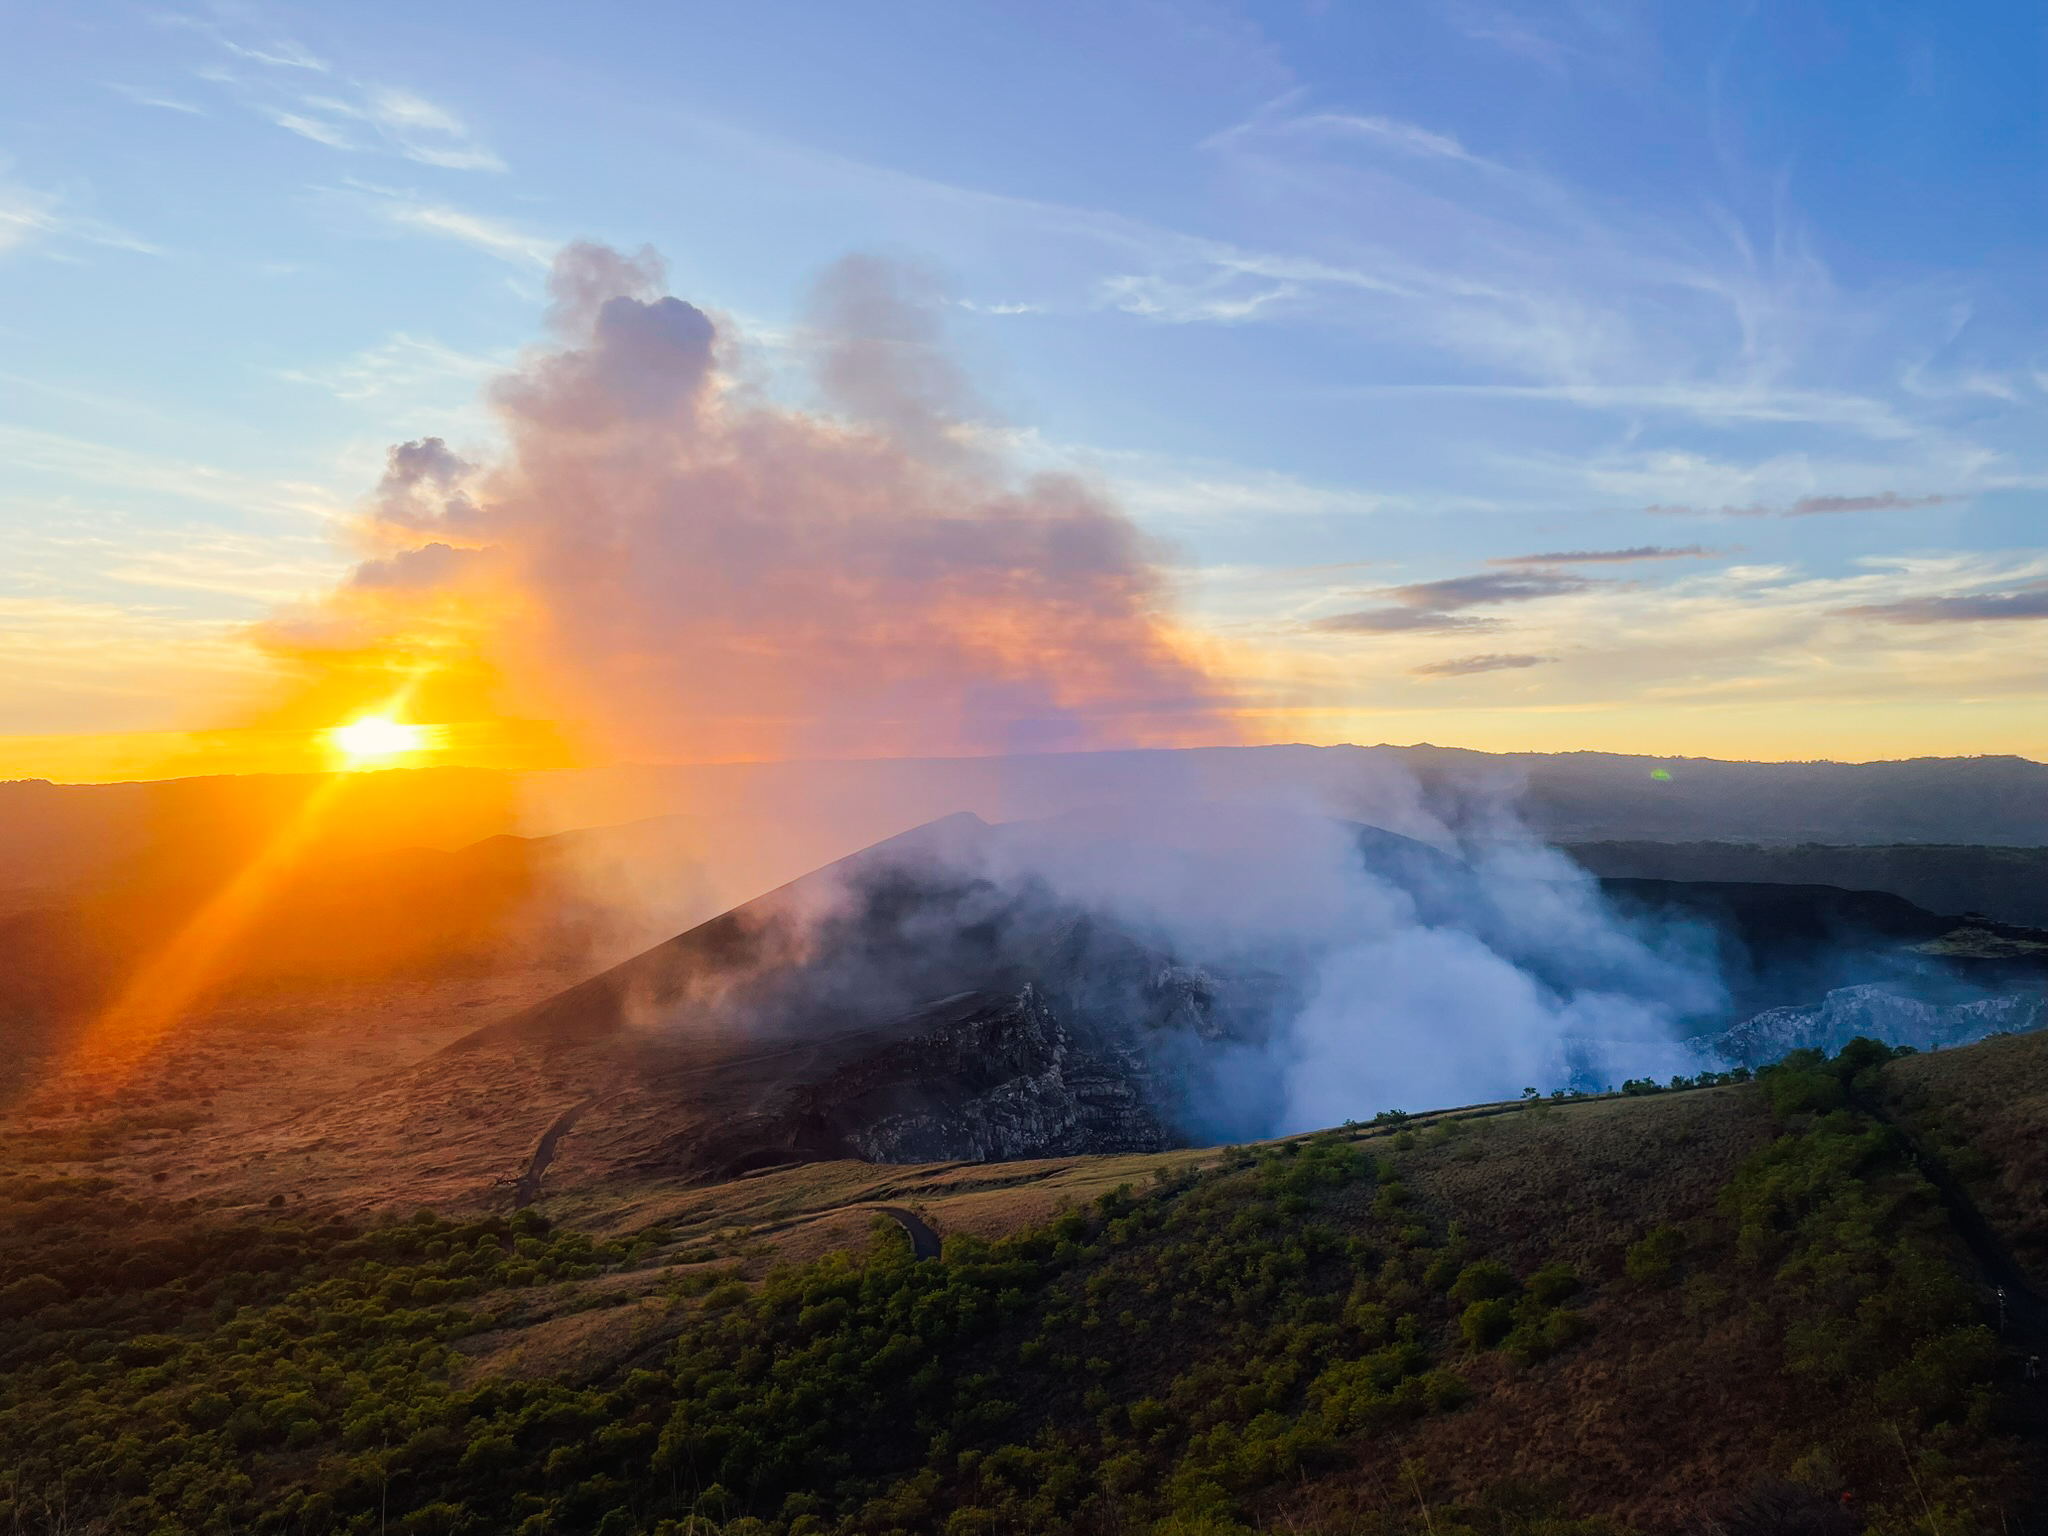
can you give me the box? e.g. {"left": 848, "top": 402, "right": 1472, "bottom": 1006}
{"left": 1310, "top": 606, "right": 1501, "bottom": 634}
{"left": 0, "top": 176, "right": 161, "bottom": 259}
{"left": 220, "top": 37, "right": 328, "bottom": 72}
{"left": 107, "top": 83, "right": 205, "bottom": 115}
{"left": 173, "top": 17, "right": 505, "bottom": 173}
{"left": 1845, "top": 582, "right": 2048, "bottom": 625}
{"left": 1788, "top": 491, "right": 1954, "bottom": 517}
{"left": 1444, "top": 1, "right": 1581, "bottom": 70}
{"left": 1644, "top": 490, "right": 1956, "bottom": 519}
{"left": 1213, "top": 108, "right": 1499, "bottom": 171}
{"left": 306, "top": 87, "right": 507, "bottom": 172}
{"left": 279, "top": 333, "right": 510, "bottom": 404}
{"left": 269, "top": 110, "right": 353, "bottom": 149}
{"left": 1380, "top": 569, "right": 1597, "bottom": 608}
{"left": 1490, "top": 545, "right": 1718, "bottom": 566}
{"left": 330, "top": 182, "right": 554, "bottom": 267}
{"left": 1310, "top": 567, "right": 1594, "bottom": 634}
{"left": 1413, "top": 652, "right": 1556, "bottom": 676}
{"left": 0, "top": 424, "right": 347, "bottom": 523}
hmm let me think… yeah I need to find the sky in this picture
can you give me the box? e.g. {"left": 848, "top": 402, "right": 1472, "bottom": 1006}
{"left": 4, "top": 0, "right": 2047, "bottom": 780}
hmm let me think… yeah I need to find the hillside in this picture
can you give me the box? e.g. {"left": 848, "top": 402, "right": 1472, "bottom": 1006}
{"left": 1568, "top": 842, "right": 2048, "bottom": 930}
{"left": 3, "top": 1033, "right": 2045, "bottom": 1535}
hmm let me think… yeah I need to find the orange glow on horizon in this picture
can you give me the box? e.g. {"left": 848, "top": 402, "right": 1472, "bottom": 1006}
{"left": 0, "top": 717, "right": 577, "bottom": 785}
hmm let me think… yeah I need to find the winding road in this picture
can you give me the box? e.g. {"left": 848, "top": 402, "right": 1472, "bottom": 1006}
{"left": 871, "top": 1205, "right": 941, "bottom": 1261}
{"left": 513, "top": 1096, "right": 608, "bottom": 1209}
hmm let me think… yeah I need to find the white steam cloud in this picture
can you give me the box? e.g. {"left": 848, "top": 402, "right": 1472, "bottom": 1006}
{"left": 846, "top": 758, "right": 1724, "bottom": 1134}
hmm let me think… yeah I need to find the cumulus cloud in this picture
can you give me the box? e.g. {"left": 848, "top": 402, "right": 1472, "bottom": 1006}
{"left": 1412, "top": 652, "right": 1556, "bottom": 676}
{"left": 260, "top": 242, "right": 1232, "bottom": 761}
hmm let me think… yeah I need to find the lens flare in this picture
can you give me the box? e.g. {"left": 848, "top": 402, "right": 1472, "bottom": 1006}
{"left": 329, "top": 715, "right": 427, "bottom": 767}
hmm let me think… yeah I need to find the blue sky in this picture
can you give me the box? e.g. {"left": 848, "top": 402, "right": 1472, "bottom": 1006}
{"left": 4, "top": 1, "right": 2047, "bottom": 771}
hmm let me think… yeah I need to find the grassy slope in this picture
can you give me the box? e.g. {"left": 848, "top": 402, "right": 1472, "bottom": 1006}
{"left": 2, "top": 1042, "right": 2044, "bottom": 1536}
{"left": 1872, "top": 1030, "right": 2048, "bottom": 1290}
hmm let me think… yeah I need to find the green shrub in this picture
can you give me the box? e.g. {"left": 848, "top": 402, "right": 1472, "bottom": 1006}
{"left": 0, "top": 1273, "right": 64, "bottom": 1319}
{"left": 1525, "top": 1261, "right": 1580, "bottom": 1306}
{"left": 1459, "top": 1297, "right": 1516, "bottom": 1349}
{"left": 1447, "top": 1260, "right": 1516, "bottom": 1306}
{"left": 1625, "top": 1225, "right": 1686, "bottom": 1286}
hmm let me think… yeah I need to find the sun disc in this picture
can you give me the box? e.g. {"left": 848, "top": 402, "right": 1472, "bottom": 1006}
{"left": 328, "top": 715, "right": 428, "bottom": 766}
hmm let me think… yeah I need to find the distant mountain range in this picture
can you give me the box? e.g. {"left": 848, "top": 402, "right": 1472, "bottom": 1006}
{"left": 7, "top": 745, "right": 2046, "bottom": 906}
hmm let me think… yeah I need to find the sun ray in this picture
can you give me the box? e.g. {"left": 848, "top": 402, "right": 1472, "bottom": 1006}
{"left": 70, "top": 684, "right": 436, "bottom": 1082}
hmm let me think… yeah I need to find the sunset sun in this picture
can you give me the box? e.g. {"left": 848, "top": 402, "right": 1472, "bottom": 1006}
{"left": 327, "top": 715, "right": 428, "bottom": 767}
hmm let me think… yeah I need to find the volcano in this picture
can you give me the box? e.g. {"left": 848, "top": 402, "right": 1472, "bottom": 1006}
{"left": 225, "top": 807, "right": 2048, "bottom": 1216}
{"left": 435, "top": 811, "right": 1303, "bottom": 1185}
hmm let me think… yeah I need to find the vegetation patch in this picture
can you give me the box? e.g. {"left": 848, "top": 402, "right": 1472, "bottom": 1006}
{"left": 0, "top": 1040, "right": 2040, "bottom": 1535}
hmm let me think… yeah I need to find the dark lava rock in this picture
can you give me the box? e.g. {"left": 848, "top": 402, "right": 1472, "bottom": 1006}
{"left": 792, "top": 987, "right": 1171, "bottom": 1163}
{"left": 631, "top": 985, "right": 1172, "bottom": 1180}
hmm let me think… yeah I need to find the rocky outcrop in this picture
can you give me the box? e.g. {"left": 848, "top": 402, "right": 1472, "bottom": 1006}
{"left": 792, "top": 987, "right": 1171, "bottom": 1163}
{"left": 629, "top": 986, "right": 1173, "bottom": 1181}
{"left": 1691, "top": 984, "right": 2047, "bottom": 1068}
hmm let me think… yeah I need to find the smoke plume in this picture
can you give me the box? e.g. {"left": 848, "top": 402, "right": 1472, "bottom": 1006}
{"left": 265, "top": 243, "right": 1230, "bottom": 762}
